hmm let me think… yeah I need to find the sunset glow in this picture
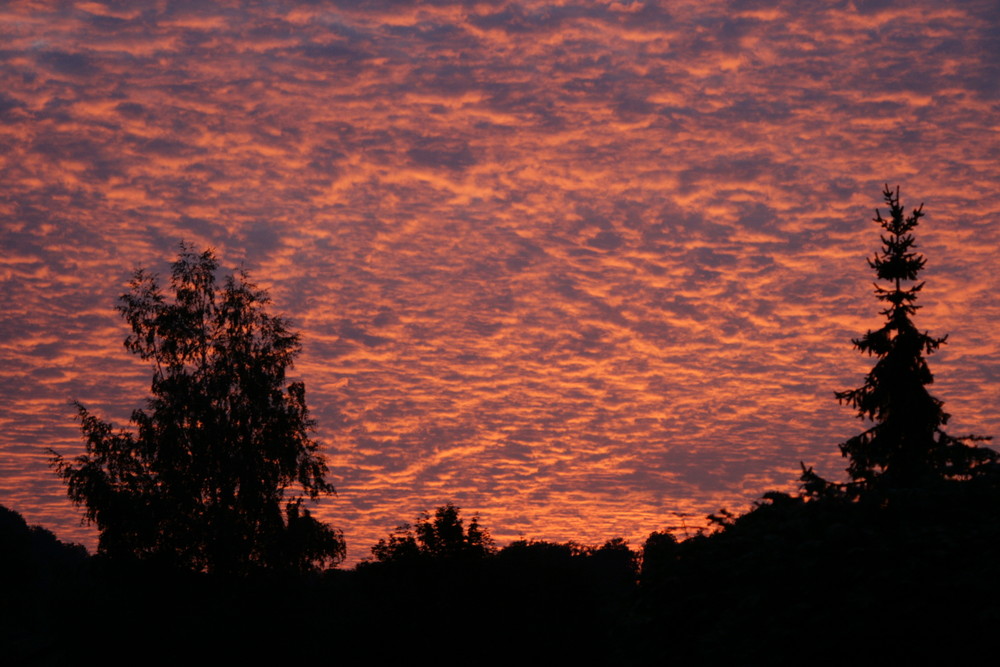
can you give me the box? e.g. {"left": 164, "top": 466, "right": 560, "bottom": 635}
{"left": 2, "top": 0, "right": 998, "bottom": 564}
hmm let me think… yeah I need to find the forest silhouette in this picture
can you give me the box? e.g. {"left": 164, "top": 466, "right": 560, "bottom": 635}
{"left": 6, "top": 187, "right": 1000, "bottom": 664}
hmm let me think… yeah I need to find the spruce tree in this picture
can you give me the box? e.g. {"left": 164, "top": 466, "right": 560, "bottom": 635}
{"left": 805, "top": 185, "right": 996, "bottom": 493}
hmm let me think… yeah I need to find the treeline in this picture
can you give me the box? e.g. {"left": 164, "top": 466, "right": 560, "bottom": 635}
{"left": 6, "top": 471, "right": 1000, "bottom": 664}
{"left": 11, "top": 187, "right": 1000, "bottom": 662}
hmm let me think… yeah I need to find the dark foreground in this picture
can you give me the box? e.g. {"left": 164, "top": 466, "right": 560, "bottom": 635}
{"left": 5, "top": 473, "right": 1000, "bottom": 665}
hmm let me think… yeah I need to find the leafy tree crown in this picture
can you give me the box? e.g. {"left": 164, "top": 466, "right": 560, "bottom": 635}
{"left": 52, "top": 244, "right": 345, "bottom": 574}
{"left": 369, "top": 503, "right": 495, "bottom": 563}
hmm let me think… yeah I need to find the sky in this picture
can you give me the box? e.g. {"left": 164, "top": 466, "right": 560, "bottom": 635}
{"left": 2, "top": 0, "right": 998, "bottom": 565}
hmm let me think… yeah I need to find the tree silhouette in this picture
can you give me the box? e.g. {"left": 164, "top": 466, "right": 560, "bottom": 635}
{"left": 369, "top": 503, "right": 494, "bottom": 563}
{"left": 804, "top": 185, "right": 996, "bottom": 493}
{"left": 51, "top": 245, "right": 344, "bottom": 574}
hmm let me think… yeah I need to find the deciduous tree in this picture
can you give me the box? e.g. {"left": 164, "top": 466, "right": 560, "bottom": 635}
{"left": 370, "top": 503, "right": 494, "bottom": 563}
{"left": 51, "top": 245, "right": 344, "bottom": 574}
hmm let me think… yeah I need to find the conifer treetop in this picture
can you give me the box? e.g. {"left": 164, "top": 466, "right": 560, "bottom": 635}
{"left": 803, "top": 185, "right": 996, "bottom": 495}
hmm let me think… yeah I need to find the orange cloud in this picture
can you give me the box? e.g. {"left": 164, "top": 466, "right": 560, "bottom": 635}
{"left": 1, "top": 0, "right": 998, "bottom": 564}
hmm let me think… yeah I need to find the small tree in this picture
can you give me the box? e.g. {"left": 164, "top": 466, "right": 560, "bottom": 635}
{"left": 370, "top": 504, "right": 495, "bottom": 563}
{"left": 804, "top": 186, "right": 996, "bottom": 493}
{"left": 51, "top": 245, "right": 345, "bottom": 574}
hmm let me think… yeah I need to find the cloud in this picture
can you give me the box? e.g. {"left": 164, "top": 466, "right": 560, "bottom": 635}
{"left": 1, "top": 0, "right": 998, "bottom": 563}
